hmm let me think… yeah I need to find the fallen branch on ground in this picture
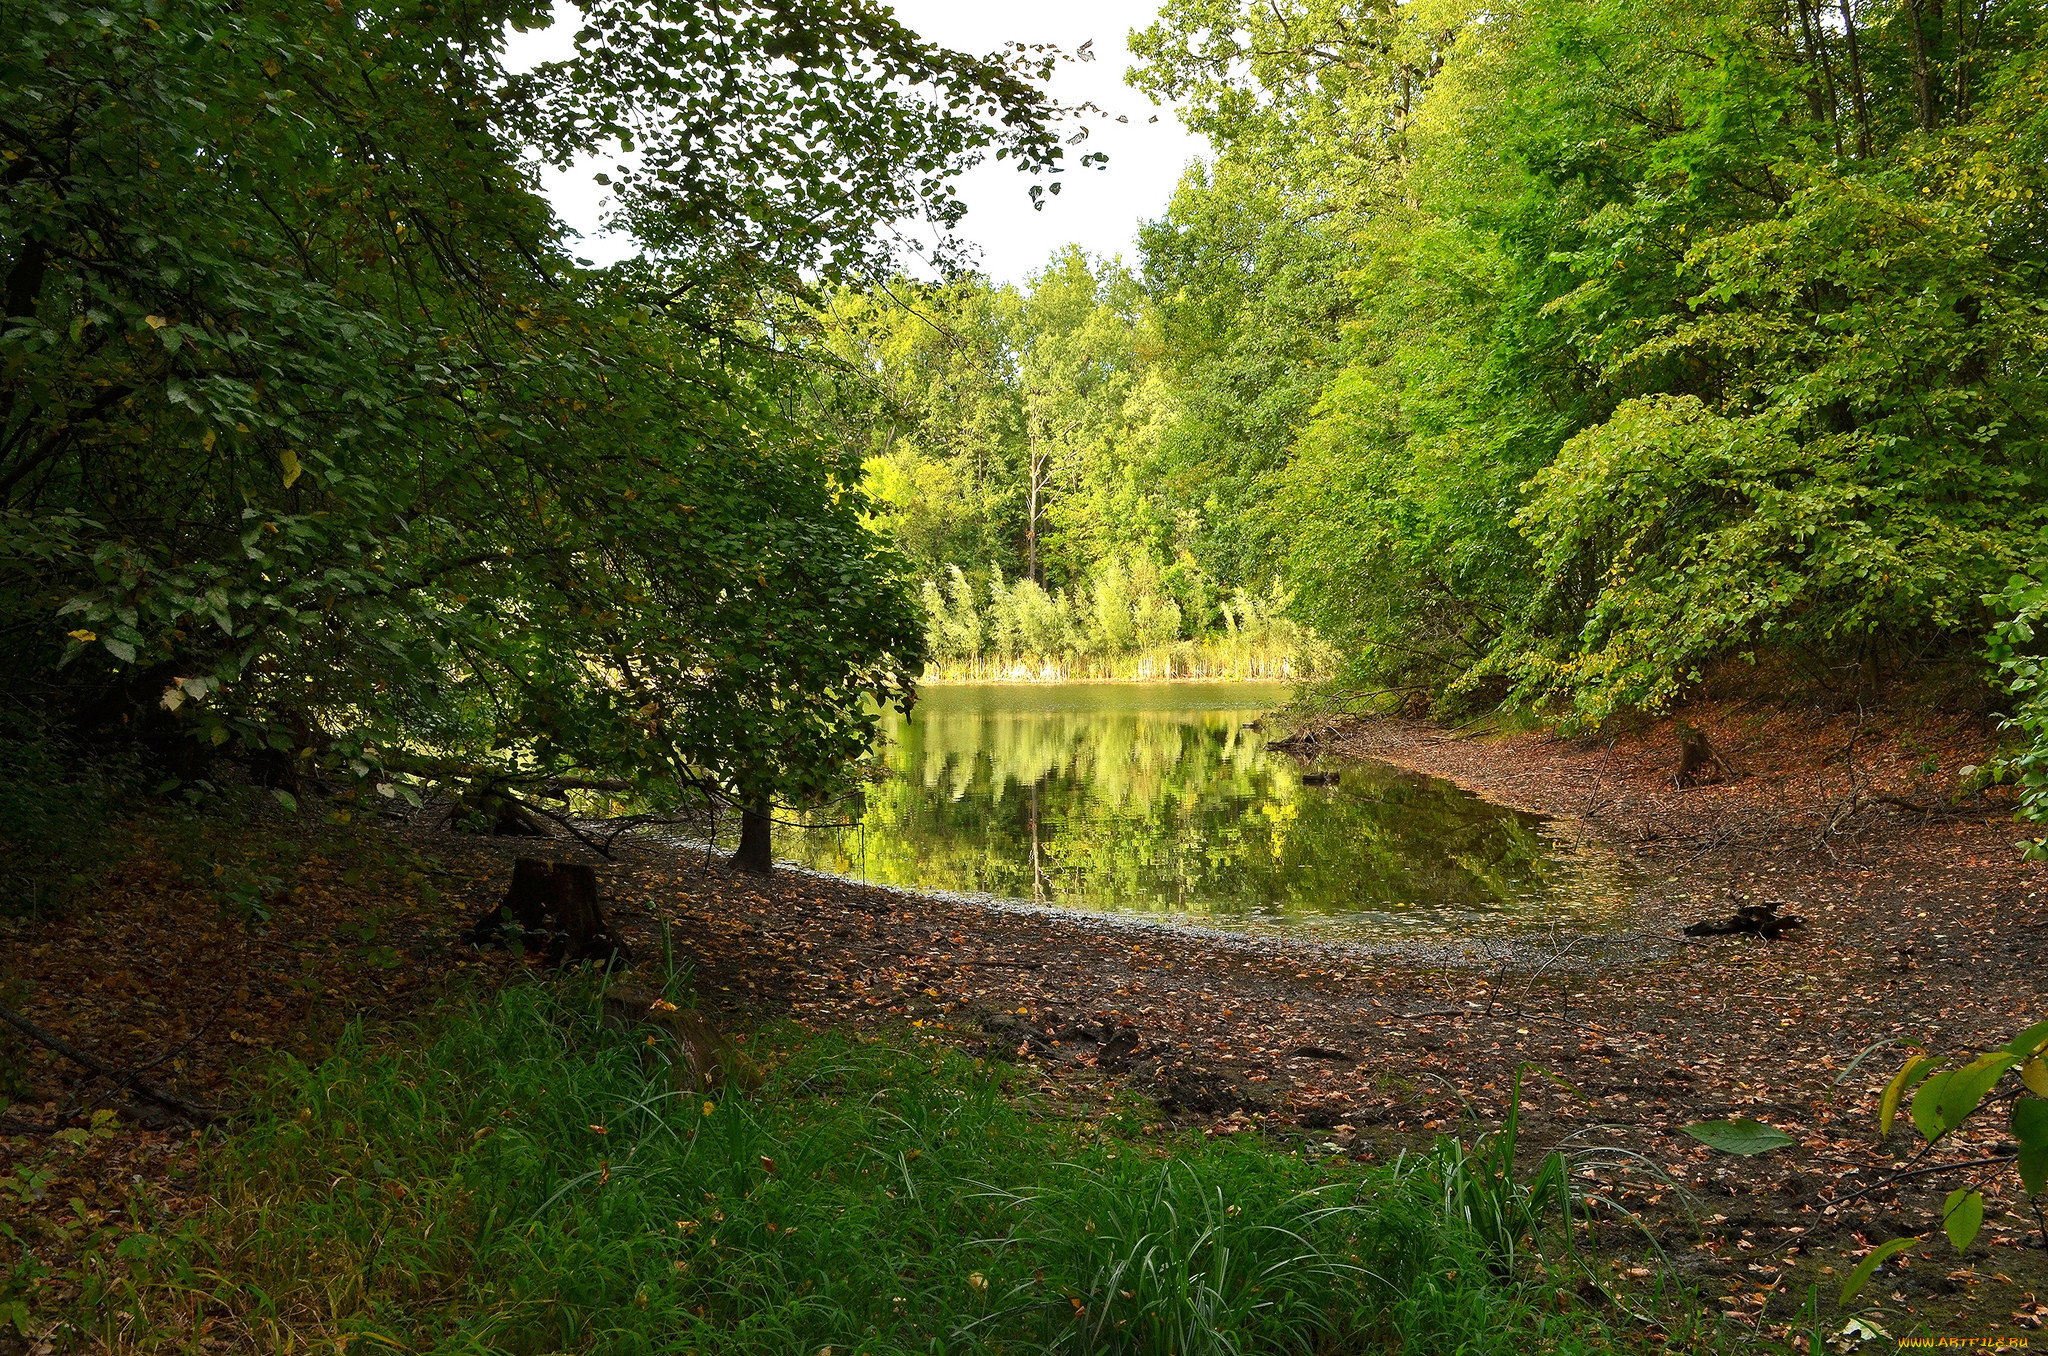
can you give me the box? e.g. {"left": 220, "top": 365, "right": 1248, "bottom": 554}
{"left": 0, "top": 1003, "right": 221, "bottom": 1124}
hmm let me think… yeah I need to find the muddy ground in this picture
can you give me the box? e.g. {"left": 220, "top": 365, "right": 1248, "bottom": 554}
{"left": 3, "top": 698, "right": 2043, "bottom": 1343}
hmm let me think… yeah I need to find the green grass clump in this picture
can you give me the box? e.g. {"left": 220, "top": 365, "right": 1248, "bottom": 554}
{"left": 87, "top": 984, "right": 1678, "bottom": 1353}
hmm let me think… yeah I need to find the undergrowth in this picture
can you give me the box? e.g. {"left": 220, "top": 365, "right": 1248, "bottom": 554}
{"left": 0, "top": 708, "right": 141, "bottom": 922}
{"left": 67, "top": 982, "right": 1727, "bottom": 1353}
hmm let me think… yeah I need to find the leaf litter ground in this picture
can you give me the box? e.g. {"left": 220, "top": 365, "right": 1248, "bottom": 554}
{"left": 2, "top": 698, "right": 2042, "bottom": 1345}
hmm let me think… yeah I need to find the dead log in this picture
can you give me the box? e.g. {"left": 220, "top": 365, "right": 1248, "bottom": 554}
{"left": 1672, "top": 722, "right": 1738, "bottom": 788}
{"left": 1684, "top": 898, "right": 1806, "bottom": 940}
{"left": 439, "top": 786, "right": 550, "bottom": 837}
{"left": 462, "top": 857, "right": 633, "bottom": 965}
{"left": 1287, "top": 1044, "right": 1359, "bottom": 1063}
{"left": 492, "top": 807, "right": 547, "bottom": 836}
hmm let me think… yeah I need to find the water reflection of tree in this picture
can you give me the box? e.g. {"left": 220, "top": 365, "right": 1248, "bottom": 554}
{"left": 784, "top": 696, "right": 1627, "bottom": 933}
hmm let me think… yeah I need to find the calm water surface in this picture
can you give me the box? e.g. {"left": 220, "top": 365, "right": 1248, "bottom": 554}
{"left": 777, "top": 684, "right": 1632, "bottom": 942}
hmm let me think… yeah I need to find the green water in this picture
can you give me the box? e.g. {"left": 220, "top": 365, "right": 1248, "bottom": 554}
{"left": 778, "top": 683, "right": 1633, "bottom": 942}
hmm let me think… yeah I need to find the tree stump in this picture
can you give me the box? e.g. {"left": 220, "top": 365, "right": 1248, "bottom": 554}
{"left": 601, "top": 985, "right": 757, "bottom": 1092}
{"left": 462, "top": 857, "right": 633, "bottom": 965}
{"left": 1672, "top": 722, "right": 1737, "bottom": 788}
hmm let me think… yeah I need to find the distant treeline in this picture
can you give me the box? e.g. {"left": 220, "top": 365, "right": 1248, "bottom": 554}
{"left": 918, "top": 562, "right": 1321, "bottom": 681}
{"left": 817, "top": 248, "right": 1326, "bottom": 682}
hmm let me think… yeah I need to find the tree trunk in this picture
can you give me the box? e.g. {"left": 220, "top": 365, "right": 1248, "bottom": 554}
{"left": 463, "top": 857, "right": 632, "bottom": 965}
{"left": 5, "top": 236, "right": 47, "bottom": 320}
{"left": 1839, "top": 0, "right": 1873, "bottom": 156}
{"left": 1905, "top": 0, "right": 1942, "bottom": 131}
{"left": 1794, "top": 0, "right": 1842, "bottom": 154}
{"left": 1027, "top": 449, "right": 1042, "bottom": 585}
{"left": 734, "top": 796, "right": 774, "bottom": 875}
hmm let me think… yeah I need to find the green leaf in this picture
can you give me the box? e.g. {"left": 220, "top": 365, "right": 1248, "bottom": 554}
{"left": 1936, "top": 1052, "right": 2019, "bottom": 1134}
{"left": 2016, "top": 1098, "right": 2048, "bottom": 1148}
{"left": 1912, "top": 1070, "right": 1956, "bottom": 1142}
{"left": 1943, "top": 1189, "right": 1985, "bottom": 1252}
{"left": 272, "top": 789, "right": 298, "bottom": 813}
{"left": 102, "top": 636, "right": 136, "bottom": 663}
{"left": 2020, "top": 1145, "right": 2048, "bottom": 1198}
{"left": 2024, "top": 1058, "right": 2048, "bottom": 1099}
{"left": 1839, "top": 1236, "right": 1918, "bottom": 1306}
{"left": 1682, "top": 1118, "right": 1795, "bottom": 1155}
{"left": 1880, "top": 1054, "right": 1942, "bottom": 1139}
{"left": 114, "top": 1231, "right": 157, "bottom": 1260}
{"left": 2006, "top": 1020, "right": 2048, "bottom": 1062}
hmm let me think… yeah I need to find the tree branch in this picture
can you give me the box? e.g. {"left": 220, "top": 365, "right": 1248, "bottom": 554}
{"left": 0, "top": 1002, "right": 221, "bottom": 1124}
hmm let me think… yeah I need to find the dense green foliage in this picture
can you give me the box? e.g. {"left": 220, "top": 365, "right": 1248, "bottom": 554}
{"left": 819, "top": 0, "right": 2048, "bottom": 721}
{"left": 82, "top": 984, "right": 1662, "bottom": 1353}
{"left": 1111, "top": 0, "right": 2048, "bottom": 723}
{"left": 815, "top": 254, "right": 1321, "bottom": 678}
{"left": 0, "top": 0, "right": 1082, "bottom": 817}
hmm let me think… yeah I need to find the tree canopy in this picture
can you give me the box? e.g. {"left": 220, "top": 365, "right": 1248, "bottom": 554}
{"left": 1118, "top": 0, "right": 2048, "bottom": 725}
{"left": 14, "top": 0, "right": 2048, "bottom": 837}
{"left": 1, "top": 0, "right": 1076, "bottom": 821}
{"left": 832, "top": 0, "right": 2048, "bottom": 830}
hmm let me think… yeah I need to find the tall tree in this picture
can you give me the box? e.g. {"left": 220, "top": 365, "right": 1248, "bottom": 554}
{"left": 0, "top": 0, "right": 1074, "bottom": 844}
{"left": 1127, "top": 0, "right": 2048, "bottom": 720}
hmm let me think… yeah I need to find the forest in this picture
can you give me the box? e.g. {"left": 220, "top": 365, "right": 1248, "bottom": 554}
{"left": 9, "top": 0, "right": 2048, "bottom": 821}
{"left": 5, "top": 0, "right": 2048, "bottom": 1349}
{"left": 845, "top": 0, "right": 2048, "bottom": 815}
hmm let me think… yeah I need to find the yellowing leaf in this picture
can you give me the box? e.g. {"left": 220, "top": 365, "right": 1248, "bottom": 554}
{"left": 1881, "top": 1053, "right": 1942, "bottom": 1139}
{"left": 281, "top": 449, "right": 302, "bottom": 488}
{"left": 2023, "top": 1058, "right": 2048, "bottom": 1098}
{"left": 144, "top": 314, "right": 168, "bottom": 329}
{"left": 67, "top": 629, "right": 96, "bottom": 643}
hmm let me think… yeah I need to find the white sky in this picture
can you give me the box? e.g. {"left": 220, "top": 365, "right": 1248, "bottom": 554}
{"left": 502, "top": 1, "right": 1210, "bottom": 286}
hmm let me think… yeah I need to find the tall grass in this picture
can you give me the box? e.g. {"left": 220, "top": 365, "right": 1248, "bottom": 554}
{"left": 82, "top": 985, "right": 1702, "bottom": 1354}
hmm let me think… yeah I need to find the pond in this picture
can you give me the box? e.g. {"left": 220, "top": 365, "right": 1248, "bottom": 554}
{"left": 773, "top": 683, "right": 1635, "bottom": 944}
